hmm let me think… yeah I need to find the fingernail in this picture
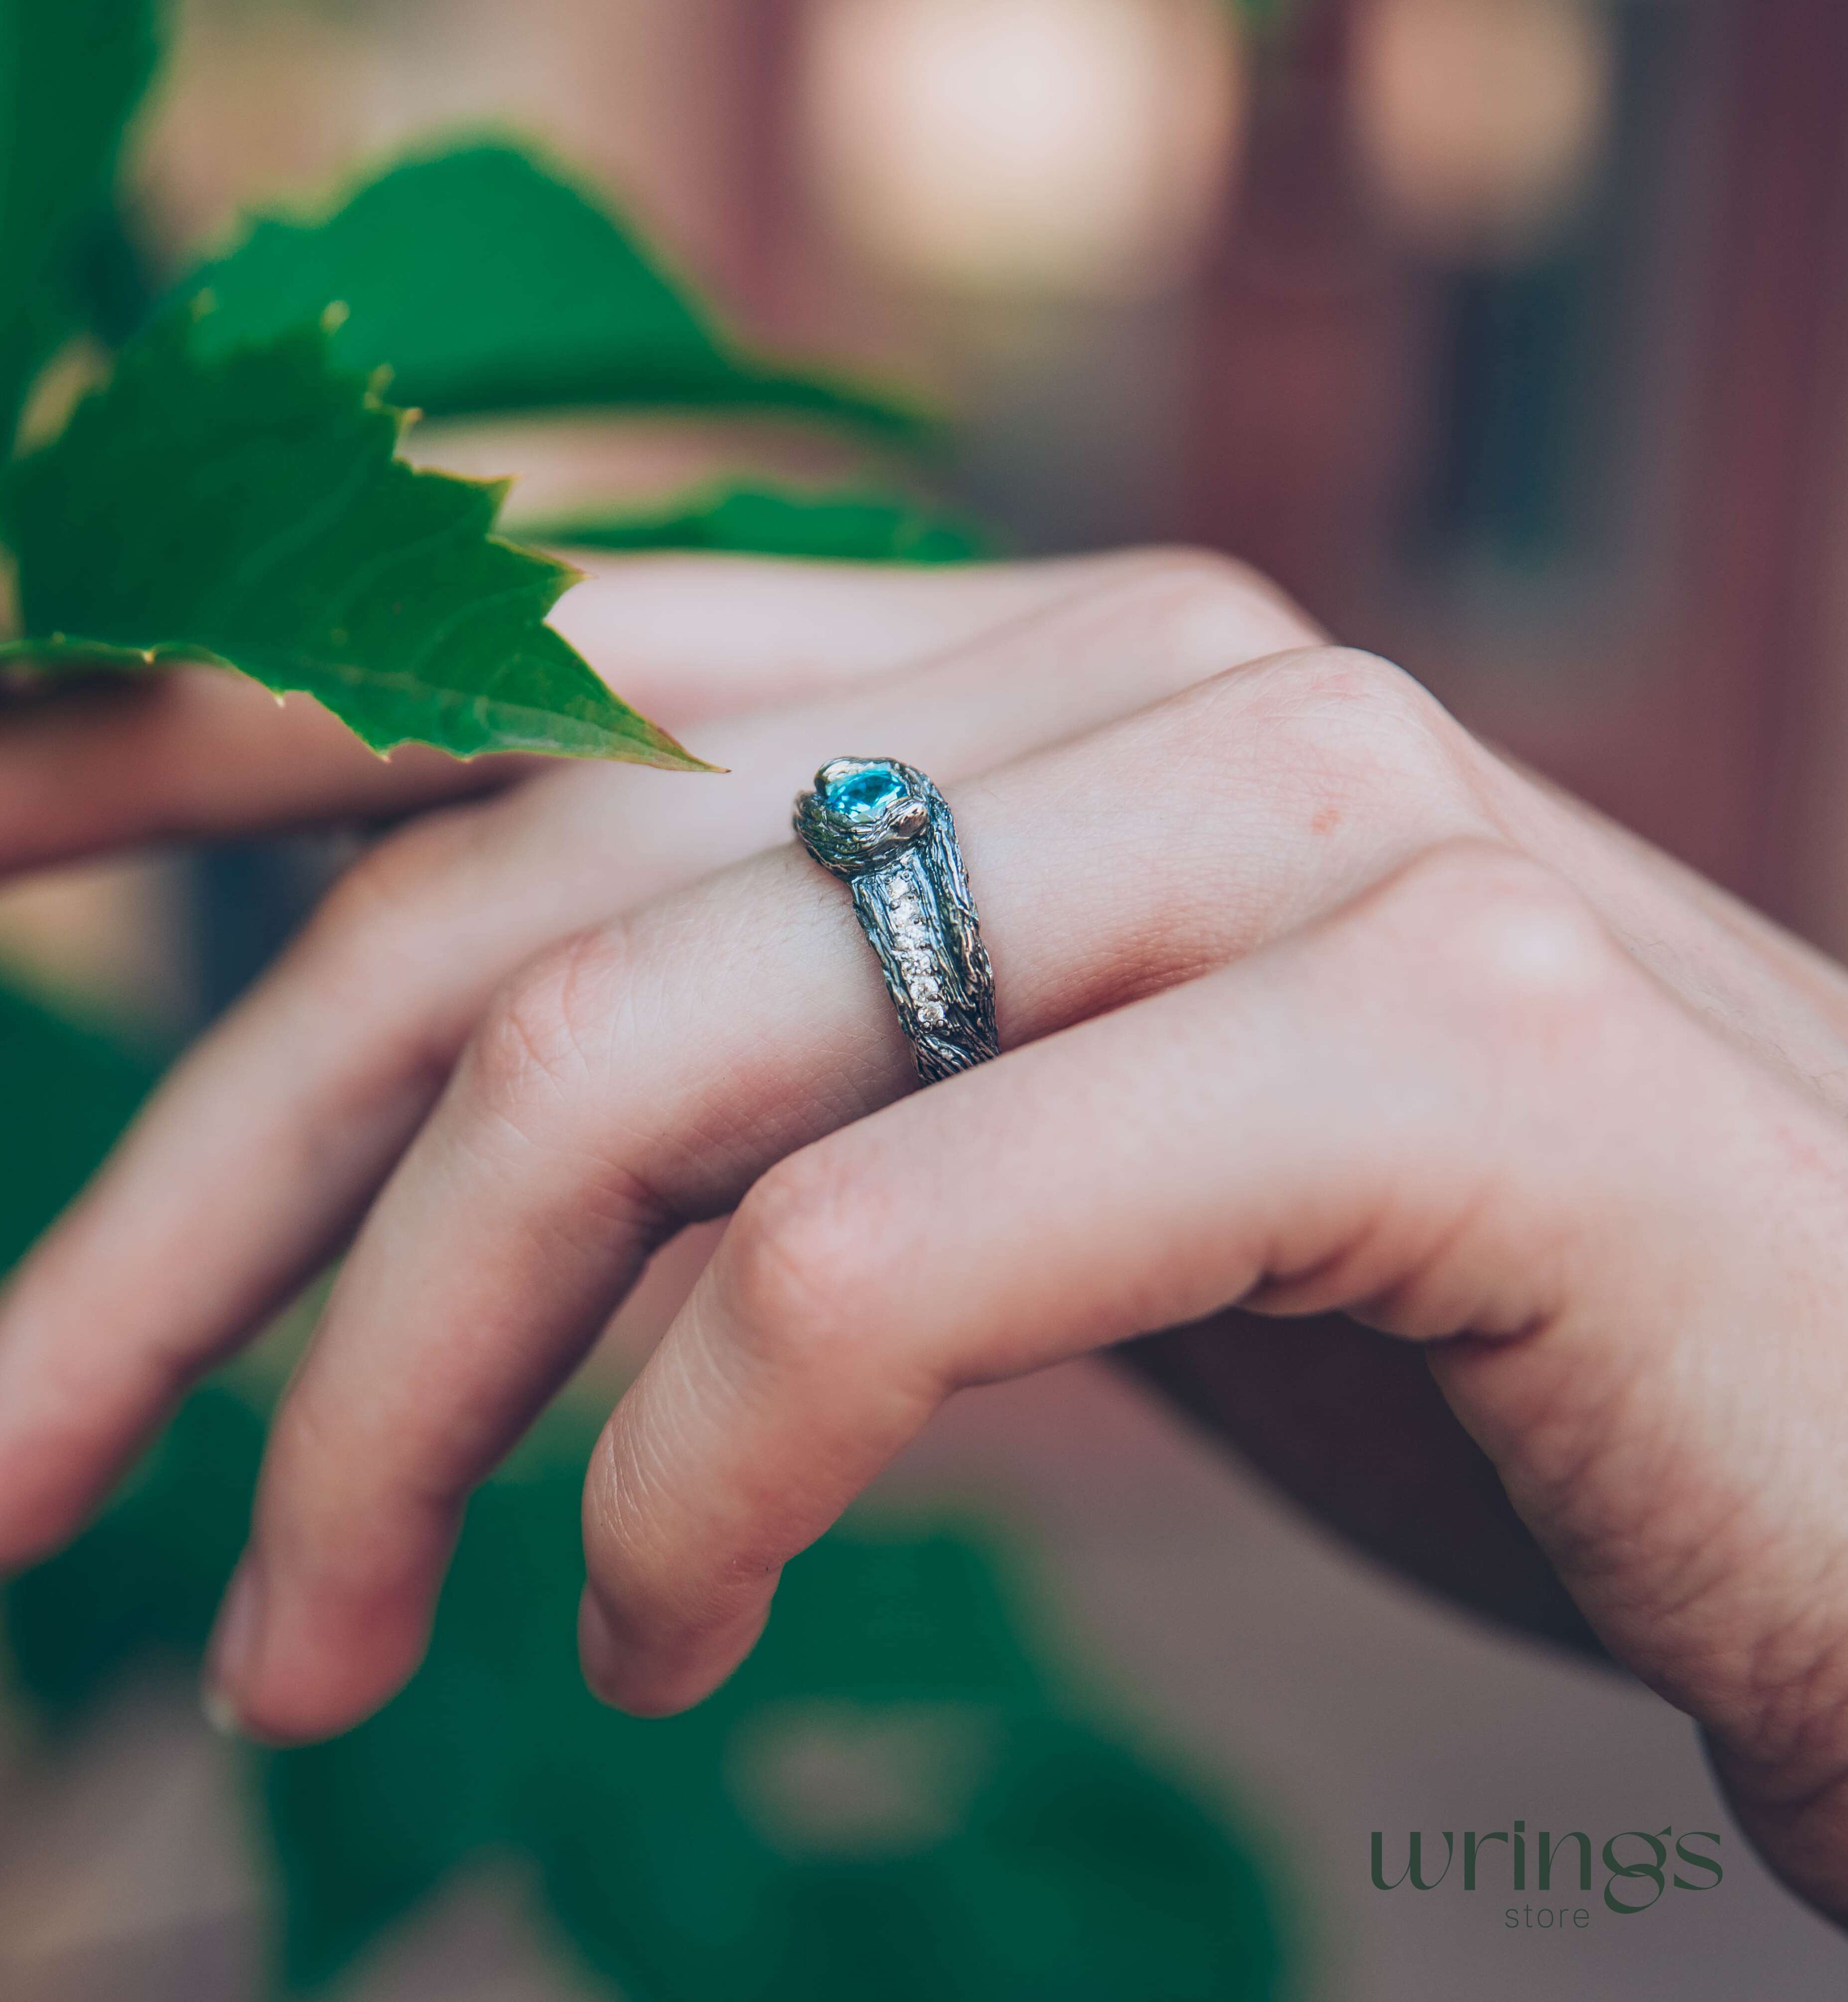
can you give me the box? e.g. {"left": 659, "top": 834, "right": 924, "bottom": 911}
{"left": 581, "top": 1588, "right": 673, "bottom": 1715}
{"left": 201, "top": 1558, "right": 266, "bottom": 1737}
{"left": 580, "top": 1587, "right": 766, "bottom": 1718}
{"left": 578, "top": 1588, "right": 626, "bottom": 1693}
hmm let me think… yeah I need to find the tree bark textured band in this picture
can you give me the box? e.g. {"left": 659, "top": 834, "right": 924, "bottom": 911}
{"left": 794, "top": 758, "right": 999, "bottom": 1083}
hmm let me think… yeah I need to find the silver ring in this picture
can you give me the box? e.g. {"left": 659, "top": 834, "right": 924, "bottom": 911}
{"left": 794, "top": 758, "right": 998, "bottom": 1083}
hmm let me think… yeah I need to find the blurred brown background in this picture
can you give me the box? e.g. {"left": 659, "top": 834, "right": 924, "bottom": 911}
{"left": 5, "top": 0, "right": 1848, "bottom": 1995}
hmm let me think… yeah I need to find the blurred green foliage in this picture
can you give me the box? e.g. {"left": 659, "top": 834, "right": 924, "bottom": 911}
{"left": 0, "top": 983, "right": 1291, "bottom": 2000}
{"left": 0, "top": 983, "right": 157, "bottom": 1271}
{"left": 9, "top": 1388, "right": 1290, "bottom": 2000}
{"left": 0, "top": 0, "right": 156, "bottom": 444}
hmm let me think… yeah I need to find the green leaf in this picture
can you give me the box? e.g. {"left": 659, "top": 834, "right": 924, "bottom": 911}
{"left": 182, "top": 143, "right": 932, "bottom": 442}
{"left": 0, "top": 0, "right": 158, "bottom": 445}
{"left": 532, "top": 484, "right": 989, "bottom": 566}
{"left": 0, "top": 311, "right": 711, "bottom": 768}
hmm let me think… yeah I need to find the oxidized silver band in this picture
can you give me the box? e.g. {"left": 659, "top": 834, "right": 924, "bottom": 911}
{"left": 794, "top": 758, "right": 998, "bottom": 1083}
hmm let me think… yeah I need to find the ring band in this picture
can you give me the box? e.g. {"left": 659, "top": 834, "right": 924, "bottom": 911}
{"left": 794, "top": 758, "right": 998, "bottom": 1082}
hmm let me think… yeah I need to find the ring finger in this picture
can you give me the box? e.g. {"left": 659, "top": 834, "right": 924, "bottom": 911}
{"left": 0, "top": 553, "right": 1318, "bottom": 1575}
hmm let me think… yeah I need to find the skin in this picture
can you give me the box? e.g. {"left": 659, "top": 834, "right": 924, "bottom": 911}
{"left": 2, "top": 546, "right": 1848, "bottom": 1923}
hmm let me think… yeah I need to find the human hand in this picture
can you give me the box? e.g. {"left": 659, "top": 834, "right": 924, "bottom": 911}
{"left": 6, "top": 550, "right": 1848, "bottom": 1924}
{"left": 0, "top": 540, "right": 1310, "bottom": 1585}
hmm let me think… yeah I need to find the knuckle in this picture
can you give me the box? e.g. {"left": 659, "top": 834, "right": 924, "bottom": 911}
{"left": 721, "top": 1152, "right": 885, "bottom": 1373}
{"left": 1263, "top": 642, "right": 1451, "bottom": 748}
{"left": 453, "top": 922, "right": 676, "bottom": 1250}
{"left": 1380, "top": 841, "right": 1617, "bottom": 1015}
{"left": 1284, "top": 641, "right": 1426, "bottom": 710}
{"left": 1227, "top": 644, "right": 1482, "bottom": 823}
{"left": 468, "top": 926, "right": 622, "bottom": 1116}
{"left": 1105, "top": 543, "right": 1287, "bottom": 611}
{"left": 1092, "top": 545, "right": 1322, "bottom": 670}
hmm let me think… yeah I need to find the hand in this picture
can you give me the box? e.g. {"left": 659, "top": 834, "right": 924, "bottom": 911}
{"left": 7, "top": 551, "right": 1848, "bottom": 1925}
{"left": 0, "top": 540, "right": 1309, "bottom": 1560}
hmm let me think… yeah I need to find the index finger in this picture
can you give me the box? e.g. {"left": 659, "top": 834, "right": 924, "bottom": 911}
{"left": 0, "top": 551, "right": 1118, "bottom": 877}
{"left": 0, "top": 667, "right": 518, "bottom": 878}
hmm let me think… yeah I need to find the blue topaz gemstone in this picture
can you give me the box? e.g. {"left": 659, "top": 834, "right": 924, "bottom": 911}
{"left": 826, "top": 762, "right": 908, "bottom": 820}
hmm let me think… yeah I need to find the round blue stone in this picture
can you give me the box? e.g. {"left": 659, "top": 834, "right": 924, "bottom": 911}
{"left": 827, "top": 763, "right": 907, "bottom": 820}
